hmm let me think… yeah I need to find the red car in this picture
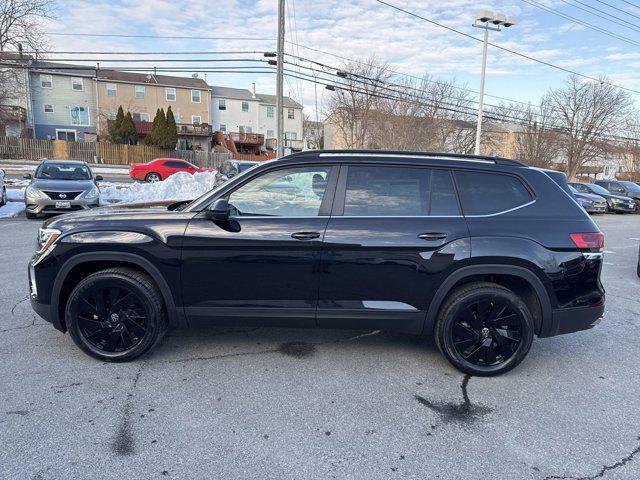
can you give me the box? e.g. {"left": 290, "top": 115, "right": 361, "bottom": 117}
{"left": 129, "top": 158, "right": 214, "bottom": 182}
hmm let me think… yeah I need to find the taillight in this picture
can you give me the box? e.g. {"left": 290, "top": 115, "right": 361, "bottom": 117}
{"left": 570, "top": 232, "right": 604, "bottom": 250}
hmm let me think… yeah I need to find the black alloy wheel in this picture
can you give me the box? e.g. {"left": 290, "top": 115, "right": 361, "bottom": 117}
{"left": 66, "top": 267, "right": 167, "bottom": 361}
{"left": 77, "top": 285, "right": 148, "bottom": 353}
{"left": 436, "top": 282, "right": 534, "bottom": 376}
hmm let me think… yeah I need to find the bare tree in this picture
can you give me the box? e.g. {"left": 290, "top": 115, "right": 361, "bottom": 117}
{"left": 324, "top": 56, "right": 392, "bottom": 149}
{"left": 498, "top": 99, "right": 561, "bottom": 168}
{"left": 618, "top": 115, "right": 640, "bottom": 181}
{"left": 546, "top": 75, "right": 633, "bottom": 180}
{"left": 0, "top": 0, "right": 54, "bottom": 52}
{"left": 303, "top": 114, "right": 324, "bottom": 149}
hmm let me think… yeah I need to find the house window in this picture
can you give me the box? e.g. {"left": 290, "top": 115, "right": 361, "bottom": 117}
{"left": 191, "top": 90, "right": 201, "bottom": 103}
{"left": 287, "top": 108, "right": 295, "bottom": 119}
{"left": 266, "top": 106, "right": 274, "bottom": 118}
{"left": 219, "top": 124, "right": 226, "bottom": 133}
{"left": 132, "top": 112, "right": 150, "bottom": 122}
{"left": 218, "top": 99, "right": 226, "bottom": 110}
{"left": 69, "top": 106, "right": 90, "bottom": 126}
{"left": 166, "top": 87, "right": 176, "bottom": 101}
{"left": 108, "top": 111, "right": 116, "bottom": 120}
{"left": 172, "top": 111, "right": 180, "bottom": 123}
{"left": 285, "top": 132, "right": 297, "bottom": 140}
{"left": 56, "top": 129, "right": 77, "bottom": 141}
{"left": 40, "top": 74, "right": 53, "bottom": 88}
{"left": 43, "top": 104, "right": 54, "bottom": 113}
{"left": 72, "top": 78, "right": 84, "bottom": 91}
{"left": 192, "top": 115, "right": 202, "bottom": 125}
{"left": 242, "top": 101, "right": 249, "bottom": 112}
{"left": 135, "top": 85, "right": 145, "bottom": 99}
{"left": 239, "top": 126, "right": 245, "bottom": 133}
{"left": 106, "top": 83, "right": 117, "bottom": 97}
{"left": 267, "top": 129, "right": 274, "bottom": 138}
{"left": 140, "top": 112, "right": 150, "bottom": 122}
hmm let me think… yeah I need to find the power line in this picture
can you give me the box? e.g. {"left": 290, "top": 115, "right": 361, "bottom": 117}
{"left": 521, "top": 0, "right": 640, "bottom": 48}
{"left": 371, "top": 0, "right": 640, "bottom": 96}
{"left": 556, "top": 0, "right": 640, "bottom": 32}
{"left": 43, "top": 32, "right": 275, "bottom": 41}
{"left": 564, "top": 0, "right": 640, "bottom": 31}
{"left": 593, "top": 0, "right": 640, "bottom": 21}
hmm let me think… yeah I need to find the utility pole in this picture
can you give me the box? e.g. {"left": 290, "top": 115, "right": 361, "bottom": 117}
{"left": 276, "top": 0, "right": 286, "bottom": 158}
{"left": 474, "top": 27, "right": 489, "bottom": 157}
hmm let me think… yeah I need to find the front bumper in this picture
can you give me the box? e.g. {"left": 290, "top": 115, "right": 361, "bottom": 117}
{"left": 28, "top": 260, "right": 64, "bottom": 331}
{"left": 26, "top": 198, "right": 98, "bottom": 215}
{"left": 609, "top": 202, "right": 636, "bottom": 213}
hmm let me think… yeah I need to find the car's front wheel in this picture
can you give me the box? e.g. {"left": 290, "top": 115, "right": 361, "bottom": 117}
{"left": 435, "top": 282, "right": 534, "bottom": 376}
{"left": 65, "top": 267, "right": 167, "bottom": 361}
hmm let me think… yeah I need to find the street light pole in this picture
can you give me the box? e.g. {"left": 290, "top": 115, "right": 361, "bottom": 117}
{"left": 276, "top": 0, "right": 285, "bottom": 158}
{"left": 472, "top": 10, "right": 516, "bottom": 156}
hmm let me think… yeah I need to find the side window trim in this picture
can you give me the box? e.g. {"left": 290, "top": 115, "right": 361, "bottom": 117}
{"left": 221, "top": 163, "right": 338, "bottom": 218}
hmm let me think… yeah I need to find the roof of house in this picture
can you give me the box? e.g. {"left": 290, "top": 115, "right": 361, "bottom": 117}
{"left": 97, "top": 70, "right": 210, "bottom": 89}
{"left": 29, "top": 60, "right": 96, "bottom": 77}
{"left": 211, "top": 86, "right": 302, "bottom": 108}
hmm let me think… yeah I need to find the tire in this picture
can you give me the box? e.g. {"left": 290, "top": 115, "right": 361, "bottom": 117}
{"left": 65, "top": 267, "right": 167, "bottom": 362}
{"left": 435, "top": 282, "right": 534, "bottom": 377}
{"left": 26, "top": 211, "right": 37, "bottom": 219}
{"left": 0, "top": 186, "right": 6, "bottom": 206}
{"left": 145, "top": 172, "right": 161, "bottom": 183}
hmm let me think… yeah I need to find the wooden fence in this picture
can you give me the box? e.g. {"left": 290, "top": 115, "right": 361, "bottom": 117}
{"left": 0, "top": 137, "right": 233, "bottom": 169}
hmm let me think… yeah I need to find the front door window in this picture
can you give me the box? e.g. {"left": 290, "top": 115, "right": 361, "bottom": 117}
{"left": 228, "top": 166, "right": 332, "bottom": 217}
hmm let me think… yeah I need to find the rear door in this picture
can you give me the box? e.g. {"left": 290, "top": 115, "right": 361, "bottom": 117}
{"left": 317, "top": 164, "right": 470, "bottom": 333}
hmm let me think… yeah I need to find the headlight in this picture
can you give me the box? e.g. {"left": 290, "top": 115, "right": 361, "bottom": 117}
{"left": 81, "top": 185, "right": 100, "bottom": 200}
{"left": 37, "top": 227, "right": 61, "bottom": 254}
{"left": 25, "top": 185, "right": 48, "bottom": 200}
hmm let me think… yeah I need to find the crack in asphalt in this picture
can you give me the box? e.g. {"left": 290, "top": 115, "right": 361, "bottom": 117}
{"left": 159, "top": 330, "right": 381, "bottom": 365}
{"left": 543, "top": 436, "right": 640, "bottom": 480}
{"left": 111, "top": 362, "right": 146, "bottom": 456}
{"left": 10, "top": 295, "right": 29, "bottom": 315}
{"left": 414, "top": 374, "right": 492, "bottom": 424}
{"left": 0, "top": 315, "right": 38, "bottom": 333}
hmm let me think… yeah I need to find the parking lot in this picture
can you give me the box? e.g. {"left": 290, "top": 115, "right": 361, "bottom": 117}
{"left": 1, "top": 214, "right": 639, "bottom": 479}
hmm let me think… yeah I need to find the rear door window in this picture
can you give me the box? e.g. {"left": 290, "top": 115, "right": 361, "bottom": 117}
{"left": 342, "top": 166, "right": 459, "bottom": 216}
{"left": 454, "top": 170, "right": 533, "bottom": 216}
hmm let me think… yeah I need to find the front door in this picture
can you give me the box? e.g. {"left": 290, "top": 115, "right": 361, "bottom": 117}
{"left": 181, "top": 164, "right": 337, "bottom": 327}
{"left": 318, "top": 165, "right": 470, "bottom": 333}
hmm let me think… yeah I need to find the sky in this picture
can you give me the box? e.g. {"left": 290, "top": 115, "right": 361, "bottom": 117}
{"left": 40, "top": 0, "right": 640, "bottom": 119}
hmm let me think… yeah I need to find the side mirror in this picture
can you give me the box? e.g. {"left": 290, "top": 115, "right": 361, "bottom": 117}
{"left": 0, "top": 169, "right": 5, "bottom": 176}
{"left": 207, "top": 198, "right": 230, "bottom": 221}
{"left": 95, "top": 175, "right": 103, "bottom": 181}
{"left": 23, "top": 173, "right": 32, "bottom": 179}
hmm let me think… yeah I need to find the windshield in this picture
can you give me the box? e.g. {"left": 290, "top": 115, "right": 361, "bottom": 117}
{"left": 569, "top": 185, "right": 578, "bottom": 194}
{"left": 587, "top": 183, "right": 610, "bottom": 195}
{"left": 35, "top": 162, "right": 91, "bottom": 180}
{"left": 620, "top": 181, "right": 640, "bottom": 193}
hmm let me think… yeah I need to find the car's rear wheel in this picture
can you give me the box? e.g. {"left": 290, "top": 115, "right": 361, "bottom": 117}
{"left": 66, "top": 267, "right": 167, "bottom": 361}
{"left": 435, "top": 282, "right": 534, "bottom": 376}
{"left": 0, "top": 186, "right": 6, "bottom": 206}
{"left": 145, "top": 172, "right": 161, "bottom": 183}
{"left": 25, "top": 211, "right": 37, "bottom": 219}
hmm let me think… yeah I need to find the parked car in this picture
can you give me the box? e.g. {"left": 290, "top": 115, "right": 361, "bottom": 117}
{"left": 595, "top": 180, "right": 640, "bottom": 212}
{"left": 29, "top": 150, "right": 605, "bottom": 376}
{"left": 569, "top": 182, "right": 636, "bottom": 213}
{"left": 0, "top": 168, "right": 6, "bottom": 206}
{"left": 568, "top": 185, "right": 607, "bottom": 214}
{"left": 214, "top": 159, "right": 260, "bottom": 187}
{"left": 23, "top": 160, "right": 102, "bottom": 219}
{"left": 129, "top": 158, "right": 215, "bottom": 183}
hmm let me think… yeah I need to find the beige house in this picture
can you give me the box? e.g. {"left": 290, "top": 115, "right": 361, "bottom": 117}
{"left": 96, "top": 70, "right": 212, "bottom": 150}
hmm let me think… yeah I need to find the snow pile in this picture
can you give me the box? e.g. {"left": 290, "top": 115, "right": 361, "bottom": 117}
{"left": 6, "top": 188, "right": 25, "bottom": 202}
{"left": 99, "top": 170, "right": 217, "bottom": 205}
{"left": 0, "top": 201, "right": 25, "bottom": 218}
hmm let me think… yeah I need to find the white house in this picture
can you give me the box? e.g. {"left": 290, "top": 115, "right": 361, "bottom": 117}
{"left": 211, "top": 84, "right": 303, "bottom": 149}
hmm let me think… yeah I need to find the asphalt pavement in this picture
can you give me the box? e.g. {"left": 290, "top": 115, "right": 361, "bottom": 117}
{"left": 1, "top": 214, "right": 639, "bottom": 479}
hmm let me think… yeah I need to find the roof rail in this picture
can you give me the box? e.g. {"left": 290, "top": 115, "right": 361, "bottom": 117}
{"left": 289, "top": 149, "right": 526, "bottom": 167}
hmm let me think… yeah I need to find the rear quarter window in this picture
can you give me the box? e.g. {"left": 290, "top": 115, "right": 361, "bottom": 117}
{"left": 454, "top": 170, "right": 533, "bottom": 216}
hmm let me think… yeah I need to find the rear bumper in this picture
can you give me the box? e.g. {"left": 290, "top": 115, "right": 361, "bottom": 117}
{"left": 541, "top": 304, "right": 605, "bottom": 337}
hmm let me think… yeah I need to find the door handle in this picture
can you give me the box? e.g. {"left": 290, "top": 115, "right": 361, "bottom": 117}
{"left": 418, "top": 232, "right": 447, "bottom": 241}
{"left": 291, "top": 231, "right": 321, "bottom": 240}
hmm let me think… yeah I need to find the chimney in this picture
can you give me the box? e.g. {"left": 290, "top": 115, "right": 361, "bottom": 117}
{"left": 251, "top": 83, "right": 256, "bottom": 98}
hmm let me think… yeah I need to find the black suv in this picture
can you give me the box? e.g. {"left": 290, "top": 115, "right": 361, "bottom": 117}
{"left": 29, "top": 150, "right": 605, "bottom": 376}
{"left": 595, "top": 179, "right": 640, "bottom": 211}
